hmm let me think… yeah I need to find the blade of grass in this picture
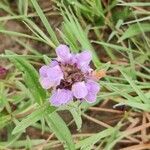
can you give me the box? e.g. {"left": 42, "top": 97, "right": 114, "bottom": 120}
{"left": 75, "top": 128, "right": 115, "bottom": 149}
{"left": 5, "top": 51, "right": 46, "bottom": 105}
{"left": 31, "top": 0, "right": 59, "bottom": 46}
{"left": 46, "top": 112, "right": 75, "bottom": 150}
{"left": 23, "top": 18, "right": 56, "bottom": 48}
{"left": 61, "top": 6, "right": 101, "bottom": 68}
{"left": 119, "top": 23, "right": 150, "bottom": 42}
{"left": 0, "top": 29, "right": 47, "bottom": 43}
{"left": 12, "top": 103, "right": 55, "bottom": 134}
{"left": 120, "top": 69, "right": 149, "bottom": 104}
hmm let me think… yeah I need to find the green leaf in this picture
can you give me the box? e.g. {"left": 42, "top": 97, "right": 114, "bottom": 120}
{"left": 30, "top": 0, "right": 59, "bottom": 46}
{"left": 75, "top": 128, "right": 115, "bottom": 149}
{"left": 23, "top": 18, "right": 55, "bottom": 48}
{"left": 125, "top": 100, "right": 150, "bottom": 111}
{"left": 62, "top": 6, "right": 101, "bottom": 68}
{"left": 5, "top": 51, "right": 46, "bottom": 105}
{"left": 0, "top": 139, "right": 45, "bottom": 149}
{"left": 0, "top": 30, "right": 43, "bottom": 42}
{"left": 92, "top": 41, "right": 142, "bottom": 54}
{"left": 46, "top": 112, "right": 75, "bottom": 150}
{"left": 118, "top": 2, "right": 150, "bottom": 7}
{"left": 43, "top": 55, "right": 51, "bottom": 65}
{"left": 120, "top": 69, "right": 149, "bottom": 104}
{"left": 18, "top": 0, "right": 28, "bottom": 15}
{"left": 3, "top": 132, "right": 21, "bottom": 148}
{"left": 12, "top": 104, "right": 55, "bottom": 134}
{"left": 14, "top": 38, "right": 41, "bottom": 56}
{"left": 119, "top": 23, "right": 150, "bottom": 41}
{"left": 0, "top": 1, "right": 14, "bottom": 15}
{"left": 70, "top": 107, "right": 82, "bottom": 130}
{"left": 0, "top": 115, "right": 11, "bottom": 129}
{"left": 95, "top": 0, "right": 103, "bottom": 15}
{"left": 112, "top": 7, "right": 131, "bottom": 23}
{"left": 0, "top": 83, "right": 7, "bottom": 111}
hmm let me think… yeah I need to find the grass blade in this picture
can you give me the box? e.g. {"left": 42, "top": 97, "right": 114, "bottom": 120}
{"left": 31, "top": 0, "right": 59, "bottom": 46}
{"left": 5, "top": 51, "right": 46, "bottom": 105}
{"left": 46, "top": 112, "right": 75, "bottom": 150}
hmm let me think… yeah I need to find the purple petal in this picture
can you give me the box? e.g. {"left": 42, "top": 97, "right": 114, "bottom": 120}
{"left": 39, "top": 65, "right": 50, "bottom": 77}
{"left": 86, "top": 80, "right": 100, "bottom": 93}
{"left": 50, "top": 89, "right": 73, "bottom": 106}
{"left": 49, "top": 60, "right": 59, "bottom": 67}
{"left": 39, "top": 65, "right": 64, "bottom": 89}
{"left": 76, "top": 51, "right": 92, "bottom": 72}
{"left": 56, "top": 44, "right": 71, "bottom": 62}
{"left": 69, "top": 54, "right": 78, "bottom": 65}
{"left": 76, "top": 51, "right": 92, "bottom": 65}
{"left": 80, "top": 64, "right": 93, "bottom": 73}
{"left": 47, "top": 65, "right": 63, "bottom": 84}
{"left": 72, "top": 81, "right": 88, "bottom": 99}
{"left": 85, "top": 80, "right": 100, "bottom": 103}
{"left": 39, "top": 77, "right": 54, "bottom": 89}
{"left": 86, "top": 94, "right": 97, "bottom": 103}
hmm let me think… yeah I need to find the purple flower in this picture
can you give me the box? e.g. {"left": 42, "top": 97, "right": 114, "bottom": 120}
{"left": 39, "top": 44, "right": 100, "bottom": 106}
{"left": 0, "top": 66, "right": 7, "bottom": 79}
{"left": 39, "top": 65, "right": 63, "bottom": 89}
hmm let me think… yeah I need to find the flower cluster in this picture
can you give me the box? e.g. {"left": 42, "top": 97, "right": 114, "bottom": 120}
{"left": 39, "top": 44, "right": 100, "bottom": 106}
{"left": 0, "top": 66, "right": 7, "bottom": 79}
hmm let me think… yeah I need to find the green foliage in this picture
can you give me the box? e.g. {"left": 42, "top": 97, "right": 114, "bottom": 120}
{"left": 70, "top": 106, "right": 82, "bottom": 130}
{"left": 46, "top": 112, "right": 75, "bottom": 150}
{"left": 12, "top": 103, "right": 55, "bottom": 134}
{"left": 75, "top": 128, "right": 115, "bottom": 149}
{"left": 0, "top": 115, "right": 11, "bottom": 130}
{"left": 119, "top": 23, "right": 150, "bottom": 41}
{"left": 60, "top": 5, "right": 101, "bottom": 68}
{"left": 31, "top": 0, "right": 59, "bottom": 47}
{"left": 5, "top": 51, "right": 46, "bottom": 105}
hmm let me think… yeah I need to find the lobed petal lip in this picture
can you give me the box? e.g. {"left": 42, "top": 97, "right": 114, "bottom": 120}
{"left": 39, "top": 77, "right": 54, "bottom": 89}
{"left": 56, "top": 44, "right": 71, "bottom": 63}
{"left": 47, "top": 65, "right": 63, "bottom": 80}
{"left": 39, "top": 65, "right": 64, "bottom": 89}
{"left": 85, "top": 80, "right": 100, "bottom": 103}
{"left": 39, "top": 65, "right": 50, "bottom": 77}
{"left": 72, "top": 81, "right": 88, "bottom": 99}
{"left": 85, "top": 94, "right": 97, "bottom": 103}
{"left": 50, "top": 89, "right": 73, "bottom": 106}
{"left": 86, "top": 80, "right": 100, "bottom": 93}
{"left": 75, "top": 51, "right": 92, "bottom": 73}
{"left": 76, "top": 51, "right": 92, "bottom": 65}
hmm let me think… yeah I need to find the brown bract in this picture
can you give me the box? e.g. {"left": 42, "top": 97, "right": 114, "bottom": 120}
{"left": 92, "top": 69, "right": 106, "bottom": 80}
{"left": 57, "top": 63, "right": 85, "bottom": 90}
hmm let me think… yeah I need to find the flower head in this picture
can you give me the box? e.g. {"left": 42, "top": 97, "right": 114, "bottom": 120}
{"left": 0, "top": 66, "right": 7, "bottom": 79}
{"left": 39, "top": 44, "right": 100, "bottom": 106}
